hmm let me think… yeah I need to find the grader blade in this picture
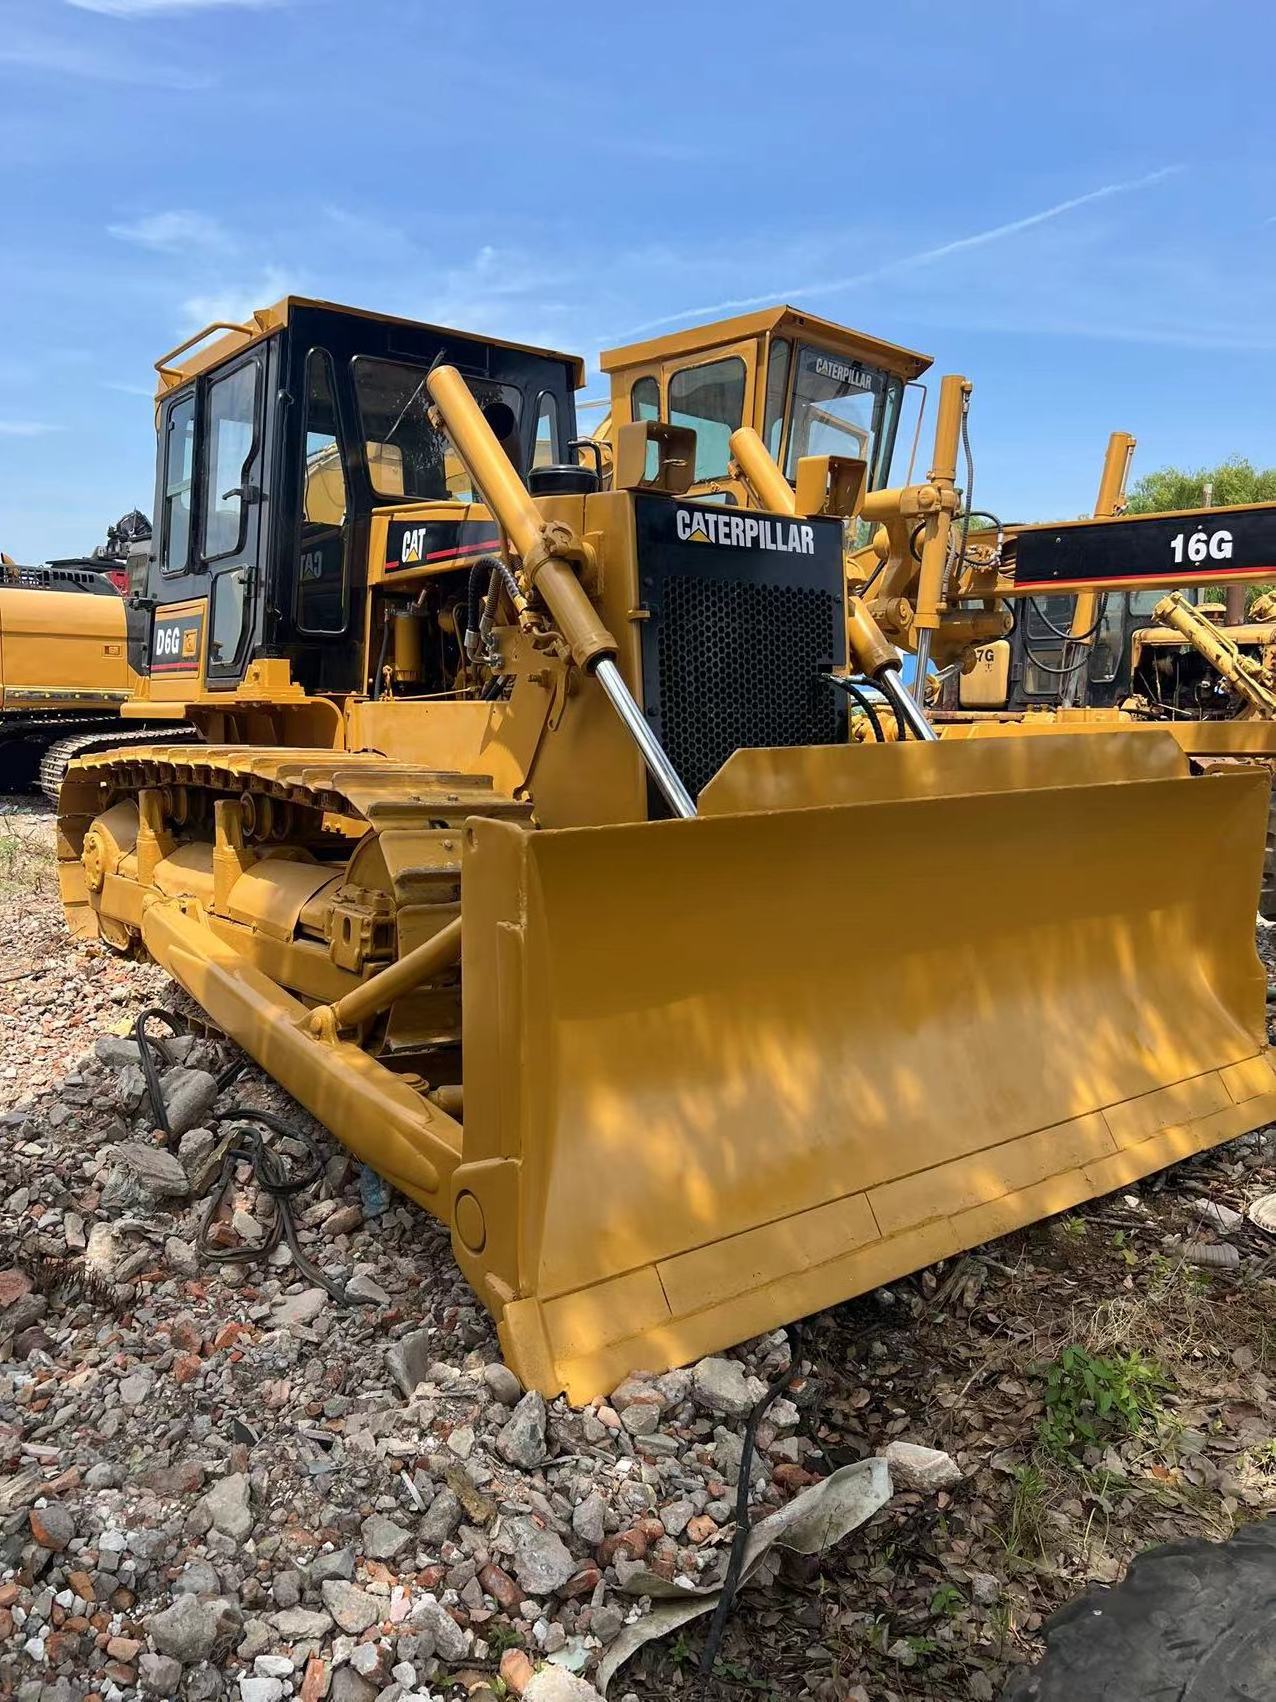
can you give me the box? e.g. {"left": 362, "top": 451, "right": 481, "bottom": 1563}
{"left": 453, "top": 734, "right": 1276, "bottom": 1399}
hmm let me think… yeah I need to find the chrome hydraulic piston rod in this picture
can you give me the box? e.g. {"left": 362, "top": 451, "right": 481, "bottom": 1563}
{"left": 426, "top": 364, "right": 698, "bottom": 820}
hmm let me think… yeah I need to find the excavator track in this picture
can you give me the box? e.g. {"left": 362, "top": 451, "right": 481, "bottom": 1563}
{"left": 39, "top": 723, "right": 201, "bottom": 803}
{"left": 0, "top": 714, "right": 118, "bottom": 794}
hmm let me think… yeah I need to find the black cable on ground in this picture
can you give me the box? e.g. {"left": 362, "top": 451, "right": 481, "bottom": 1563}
{"left": 197, "top": 1108, "right": 349, "bottom": 1302}
{"left": 133, "top": 1008, "right": 355, "bottom": 1305}
{"left": 699, "top": 1322, "right": 806, "bottom": 1681}
{"left": 133, "top": 1008, "right": 245, "bottom": 1141}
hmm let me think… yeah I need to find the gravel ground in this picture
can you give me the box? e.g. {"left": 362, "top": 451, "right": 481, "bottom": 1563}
{"left": 4, "top": 791, "right": 1276, "bottom": 1702}
{"left": 0, "top": 799, "right": 821, "bottom": 1702}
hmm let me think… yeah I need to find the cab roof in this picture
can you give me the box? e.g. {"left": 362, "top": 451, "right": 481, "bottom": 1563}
{"left": 154, "top": 296, "right": 587, "bottom": 395}
{"left": 600, "top": 304, "right": 932, "bottom": 382}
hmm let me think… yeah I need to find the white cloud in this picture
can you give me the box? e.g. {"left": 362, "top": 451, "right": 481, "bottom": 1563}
{"left": 0, "top": 33, "right": 209, "bottom": 86}
{"left": 0, "top": 421, "right": 62, "bottom": 437}
{"left": 101, "top": 380, "right": 157, "bottom": 397}
{"left": 182, "top": 264, "right": 295, "bottom": 328}
{"left": 622, "top": 167, "right": 1185, "bottom": 336}
{"left": 67, "top": 0, "right": 284, "bottom": 14}
{"left": 109, "top": 210, "right": 233, "bottom": 252}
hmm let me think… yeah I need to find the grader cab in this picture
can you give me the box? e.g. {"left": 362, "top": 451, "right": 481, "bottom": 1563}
{"left": 57, "top": 298, "right": 1276, "bottom": 1399}
{"left": 598, "top": 304, "right": 931, "bottom": 510}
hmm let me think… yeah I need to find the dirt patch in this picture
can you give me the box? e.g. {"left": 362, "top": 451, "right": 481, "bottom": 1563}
{"left": 625, "top": 1132, "right": 1276, "bottom": 1700}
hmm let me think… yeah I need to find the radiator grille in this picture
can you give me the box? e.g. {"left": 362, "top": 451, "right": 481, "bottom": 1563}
{"left": 655, "top": 575, "right": 843, "bottom": 800}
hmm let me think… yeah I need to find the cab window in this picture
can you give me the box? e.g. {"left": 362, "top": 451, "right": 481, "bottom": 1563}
{"left": 1021, "top": 595, "right": 1073, "bottom": 696}
{"left": 631, "top": 376, "right": 659, "bottom": 421}
{"left": 161, "top": 393, "right": 195, "bottom": 575}
{"left": 784, "top": 345, "right": 890, "bottom": 482}
{"left": 296, "top": 349, "right": 348, "bottom": 635}
{"left": 1087, "top": 596, "right": 1125, "bottom": 684}
{"left": 534, "top": 393, "right": 560, "bottom": 467}
{"left": 668, "top": 357, "right": 746, "bottom": 481}
{"left": 199, "top": 361, "right": 260, "bottom": 561}
{"left": 353, "top": 356, "right": 522, "bottom": 502}
{"left": 763, "top": 338, "right": 791, "bottom": 459}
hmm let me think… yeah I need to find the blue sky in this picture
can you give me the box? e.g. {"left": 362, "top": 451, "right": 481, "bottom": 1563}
{"left": 1, "top": 0, "right": 1272, "bottom": 561}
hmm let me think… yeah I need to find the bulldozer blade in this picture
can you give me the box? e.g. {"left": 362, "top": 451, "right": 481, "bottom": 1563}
{"left": 454, "top": 734, "right": 1276, "bottom": 1400}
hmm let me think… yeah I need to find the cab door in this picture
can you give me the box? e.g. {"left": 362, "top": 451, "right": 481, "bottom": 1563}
{"left": 197, "top": 351, "right": 266, "bottom": 686}
{"left": 628, "top": 343, "right": 758, "bottom": 508}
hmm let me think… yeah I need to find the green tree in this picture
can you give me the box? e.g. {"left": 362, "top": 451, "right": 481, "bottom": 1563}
{"left": 1125, "top": 456, "right": 1276, "bottom": 514}
{"left": 1125, "top": 457, "right": 1276, "bottom": 609}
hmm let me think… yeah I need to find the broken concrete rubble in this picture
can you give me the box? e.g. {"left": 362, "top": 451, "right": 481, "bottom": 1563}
{"left": 0, "top": 805, "right": 860, "bottom": 1700}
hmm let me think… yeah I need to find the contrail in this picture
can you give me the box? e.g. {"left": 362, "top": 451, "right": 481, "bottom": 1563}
{"left": 619, "top": 166, "right": 1183, "bottom": 337}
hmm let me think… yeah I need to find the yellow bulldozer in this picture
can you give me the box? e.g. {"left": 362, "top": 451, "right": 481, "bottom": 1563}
{"left": 54, "top": 296, "right": 1276, "bottom": 1400}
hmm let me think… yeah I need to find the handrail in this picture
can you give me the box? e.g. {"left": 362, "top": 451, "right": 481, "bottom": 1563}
{"left": 154, "top": 320, "right": 255, "bottom": 382}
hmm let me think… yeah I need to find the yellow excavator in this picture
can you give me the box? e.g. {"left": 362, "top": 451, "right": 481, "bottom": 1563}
{"left": 0, "top": 562, "right": 139, "bottom": 792}
{"left": 54, "top": 297, "right": 1276, "bottom": 1400}
{"left": 0, "top": 514, "right": 191, "bottom": 794}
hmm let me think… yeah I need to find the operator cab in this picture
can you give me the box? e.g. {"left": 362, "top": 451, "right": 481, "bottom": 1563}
{"left": 600, "top": 306, "right": 931, "bottom": 514}
{"left": 147, "top": 298, "right": 583, "bottom": 696}
{"left": 945, "top": 586, "right": 1205, "bottom": 715}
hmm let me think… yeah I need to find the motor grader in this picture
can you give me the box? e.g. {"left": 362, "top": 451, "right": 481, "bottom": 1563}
{"left": 928, "top": 429, "right": 1276, "bottom": 727}
{"left": 55, "top": 296, "right": 1276, "bottom": 1400}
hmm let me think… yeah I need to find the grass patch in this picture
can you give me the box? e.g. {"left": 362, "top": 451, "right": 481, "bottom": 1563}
{"left": 0, "top": 813, "right": 55, "bottom": 894}
{"left": 1040, "top": 1344, "right": 1167, "bottom": 1458}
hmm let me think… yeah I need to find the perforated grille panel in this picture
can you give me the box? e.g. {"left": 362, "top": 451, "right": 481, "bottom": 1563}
{"left": 654, "top": 576, "right": 843, "bottom": 800}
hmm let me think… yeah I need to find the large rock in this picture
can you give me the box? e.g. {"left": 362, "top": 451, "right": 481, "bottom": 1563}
{"left": 119, "top": 1141, "right": 191, "bottom": 1198}
{"left": 691, "top": 1356, "right": 767, "bottom": 1418}
{"left": 418, "top": 1488, "right": 462, "bottom": 1547}
{"left": 524, "top": 1670, "right": 606, "bottom": 1702}
{"left": 321, "top": 1579, "right": 382, "bottom": 1635}
{"left": 174, "top": 1559, "right": 223, "bottom": 1597}
{"left": 239, "top": 1680, "right": 285, "bottom": 1702}
{"left": 414, "top": 1598, "right": 470, "bottom": 1662}
{"left": 203, "top": 1472, "right": 253, "bottom": 1540}
{"left": 85, "top": 1221, "right": 122, "bottom": 1280}
{"left": 331, "top": 1669, "right": 377, "bottom": 1702}
{"left": 499, "top": 1516, "right": 576, "bottom": 1595}
{"left": 881, "top": 1440, "right": 963, "bottom": 1492}
{"left": 119, "top": 1367, "right": 155, "bottom": 1406}
{"left": 483, "top": 1362, "right": 523, "bottom": 1406}
{"left": 385, "top": 1328, "right": 433, "bottom": 1398}
{"left": 28, "top": 1503, "right": 74, "bottom": 1551}
{"left": 495, "top": 1390, "right": 546, "bottom": 1469}
{"left": 360, "top": 1513, "right": 412, "bottom": 1560}
{"left": 138, "top": 1652, "right": 183, "bottom": 1695}
{"left": 270, "top": 1607, "right": 333, "bottom": 1639}
{"left": 310, "top": 1547, "right": 356, "bottom": 1582}
{"left": 160, "top": 1066, "right": 219, "bottom": 1137}
{"left": 95, "top": 1035, "right": 141, "bottom": 1069}
{"left": 571, "top": 1492, "right": 606, "bottom": 1547}
{"left": 149, "top": 1594, "right": 242, "bottom": 1665}
{"left": 274, "top": 1287, "right": 329, "bottom": 1327}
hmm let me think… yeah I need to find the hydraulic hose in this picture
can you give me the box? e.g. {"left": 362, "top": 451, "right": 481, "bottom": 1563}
{"left": 841, "top": 679, "right": 886, "bottom": 742}
{"left": 371, "top": 613, "right": 393, "bottom": 700}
